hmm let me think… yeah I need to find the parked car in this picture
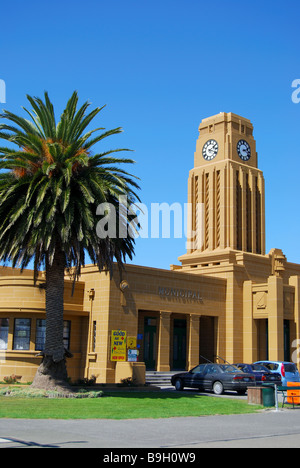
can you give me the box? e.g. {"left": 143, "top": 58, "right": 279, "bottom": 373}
{"left": 254, "top": 361, "right": 300, "bottom": 387}
{"left": 171, "top": 363, "right": 256, "bottom": 395}
{"left": 234, "top": 363, "right": 282, "bottom": 386}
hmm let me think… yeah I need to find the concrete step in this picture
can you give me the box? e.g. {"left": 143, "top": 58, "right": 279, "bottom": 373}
{"left": 146, "top": 371, "right": 182, "bottom": 387}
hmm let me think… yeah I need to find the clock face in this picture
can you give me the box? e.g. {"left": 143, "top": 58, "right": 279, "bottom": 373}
{"left": 237, "top": 140, "right": 251, "bottom": 161}
{"left": 202, "top": 139, "right": 218, "bottom": 161}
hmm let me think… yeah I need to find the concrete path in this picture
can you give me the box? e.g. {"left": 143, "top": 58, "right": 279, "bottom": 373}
{"left": 1, "top": 409, "right": 300, "bottom": 448}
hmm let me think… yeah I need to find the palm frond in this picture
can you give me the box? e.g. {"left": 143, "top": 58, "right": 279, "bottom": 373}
{"left": 0, "top": 90, "right": 141, "bottom": 284}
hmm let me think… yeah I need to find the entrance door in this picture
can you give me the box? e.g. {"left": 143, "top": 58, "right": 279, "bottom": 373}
{"left": 199, "top": 316, "right": 215, "bottom": 363}
{"left": 173, "top": 319, "right": 187, "bottom": 370}
{"left": 144, "top": 317, "right": 157, "bottom": 370}
{"left": 284, "top": 320, "right": 290, "bottom": 362}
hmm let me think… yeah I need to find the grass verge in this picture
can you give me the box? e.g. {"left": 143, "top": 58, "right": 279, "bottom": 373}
{"left": 0, "top": 389, "right": 263, "bottom": 419}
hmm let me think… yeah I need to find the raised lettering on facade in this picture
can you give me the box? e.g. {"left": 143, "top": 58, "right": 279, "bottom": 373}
{"left": 158, "top": 286, "right": 202, "bottom": 302}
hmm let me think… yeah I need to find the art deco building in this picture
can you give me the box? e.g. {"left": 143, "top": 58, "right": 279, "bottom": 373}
{"left": 0, "top": 112, "right": 299, "bottom": 384}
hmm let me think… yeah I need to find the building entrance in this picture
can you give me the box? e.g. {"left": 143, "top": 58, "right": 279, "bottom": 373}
{"left": 199, "top": 316, "right": 216, "bottom": 363}
{"left": 173, "top": 319, "right": 187, "bottom": 370}
{"left": 144, "top": 317, "right": 157, "bottom": 370}
{"left": 284, "top": 320, "right": 290, "bottom": 362}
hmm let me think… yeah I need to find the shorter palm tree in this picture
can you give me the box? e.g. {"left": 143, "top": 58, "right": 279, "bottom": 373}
{"left": 0, "top": 91, "right": 140, "bottom": 390}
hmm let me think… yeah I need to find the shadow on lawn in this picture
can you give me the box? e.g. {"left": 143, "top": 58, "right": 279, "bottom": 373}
{"left": 102, "top": 390, "right": 211, "bottom": 400}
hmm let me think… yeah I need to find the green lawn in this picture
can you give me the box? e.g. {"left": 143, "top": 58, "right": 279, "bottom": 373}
{"left": 0, "top": 391, "right": 262, "bottom": 419}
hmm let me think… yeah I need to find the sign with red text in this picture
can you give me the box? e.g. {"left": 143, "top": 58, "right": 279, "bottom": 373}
{"left": 111, "top": 330, "right": 127, "bottom": 362}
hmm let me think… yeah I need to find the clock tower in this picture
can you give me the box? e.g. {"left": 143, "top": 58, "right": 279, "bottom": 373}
{"left": 182, "top": 112, "right": 265, "bottom": 258}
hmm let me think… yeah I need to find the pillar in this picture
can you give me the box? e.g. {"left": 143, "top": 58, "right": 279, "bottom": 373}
{"left": 243, "top": 280, "right": 257, "bottom": 363}
{"left": 289, "top": 276, "right": 300, "bottom": 370}
{"left": 157, "top": 311, "right": 171, "bottom": 372}
{"left": 187, "top": 315, "right": 200, "bottom": 370}
{"left": 267, "top": 276, "right": 284, "bottom": 361}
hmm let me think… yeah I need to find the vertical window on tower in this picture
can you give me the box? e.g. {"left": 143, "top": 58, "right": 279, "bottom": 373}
{"left": 246, "top": 174, "right": 252, "bottom": 253}
{"left": 191, "top": 175, "right": 199, "bottom": 252}
{"left": 256, "top": 177, "right": 262, "bottom": 254}
{"left": 216, "top": 171, "right": 221, "bottom": 248}
{"left": 204, "top": 173, "right": 209, "bottom": 250}
{"left": 236, "top": 171, "right": 242, "bottom": 250}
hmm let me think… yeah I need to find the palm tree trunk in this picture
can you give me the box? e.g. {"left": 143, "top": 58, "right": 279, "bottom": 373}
{"left": 32, "top": 248, "right": 72, "bottom": 391}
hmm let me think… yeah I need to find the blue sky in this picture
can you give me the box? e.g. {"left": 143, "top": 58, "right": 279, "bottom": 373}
{"left": 1, "top": 0, "right": 300, "bottom": 269}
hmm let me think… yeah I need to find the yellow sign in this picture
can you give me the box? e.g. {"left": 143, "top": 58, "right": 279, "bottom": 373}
{"left": 111, "top": 330, "right": 127, "bottom": 362}
{"left": 127, "top": 336, "right": 137, "bottom": 349}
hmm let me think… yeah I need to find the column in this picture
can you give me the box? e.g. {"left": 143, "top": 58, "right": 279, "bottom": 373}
{"left": 187, "top": 315, "right": 200, "bottom": 370}
{"left": 267, "top": 276, "right": 284, "bottom": 361}
{"left": 243, "top": 280, "right": 257, "bottom": 362}
{"left": 157, "top": 311, "right": 171, "bottom": 372}
{"left": 289, "top": 276, "right": 300, "bottom": 370}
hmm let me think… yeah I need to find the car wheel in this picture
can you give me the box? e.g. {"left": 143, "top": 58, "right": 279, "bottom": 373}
{"left": 174, "top": 378, "right": 184, "bottom": 391}
{"left": 213, "top": 381, "right": 224, "bottom": 395}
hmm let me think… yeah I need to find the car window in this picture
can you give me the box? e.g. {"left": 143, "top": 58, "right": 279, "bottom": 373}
{"left": 219, "top": 365, "right": 240, "bottom": 373}
{"left": 262, "top": 363, "right": 279, "bottom": 371}
{"left": 252, "top": 365, "right": 268, "bottom": 372}
{"left": 285, "top": 364, "right": 298, "bottom": 374}
{"left": 205, "top": 365, "right": 218, "bottom": 374}
{"left": 191, "top": 364, "right": 206, "bottom": 374}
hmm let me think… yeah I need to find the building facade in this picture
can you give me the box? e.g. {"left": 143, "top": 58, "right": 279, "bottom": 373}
{"left": 0, "top": 112, "right": 300, "bottom": 384}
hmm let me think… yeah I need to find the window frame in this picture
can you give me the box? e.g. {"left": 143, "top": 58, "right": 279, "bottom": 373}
{"left": 13, "top": 318, "right": 31, "bottom": 351}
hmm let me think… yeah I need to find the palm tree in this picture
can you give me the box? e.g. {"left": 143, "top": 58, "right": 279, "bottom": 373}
{"left": 0, "top": 92, "right": 140, "bottom": 391}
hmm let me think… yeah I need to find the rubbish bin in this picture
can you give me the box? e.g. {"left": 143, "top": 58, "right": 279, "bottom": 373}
{"left": 262, "top": 386, "right": 275, "bottom": 407}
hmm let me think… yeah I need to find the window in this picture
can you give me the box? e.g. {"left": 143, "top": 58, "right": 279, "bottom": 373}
{"left": 63, "top": 321, "right": 71, "bottom": 350}
{"left": 219, "top": 365, "right": 240, "bottom": 373}
{"left": 13, "top": 319, "right": 31, "bottom": 350}
{"left": 35, "top": 319, "right": 71, "bottom": 351}
{"left": 284, "top": 363, "right": 298, "bottom": 374}
{"left": 205, "top": 365, "right": 218, "bottom": 374}
{"left": 35, "top": 319, "right": 46, "bottom": 351}
{"left": 252, "top": 364, "right": 268, "bottom": 372}
{"left": 0, "top": 318, "right": 9, "bottom": 350}
{"left": 191, "top": 364, "right": 206, "bottom": 374}
{"left": 92, "top": 321, "right": 97, "bottom": 352}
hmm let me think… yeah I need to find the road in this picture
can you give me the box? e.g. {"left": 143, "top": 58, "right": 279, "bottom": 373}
{"left": 1, "top": 409, "right": 300, "bottom": 448}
